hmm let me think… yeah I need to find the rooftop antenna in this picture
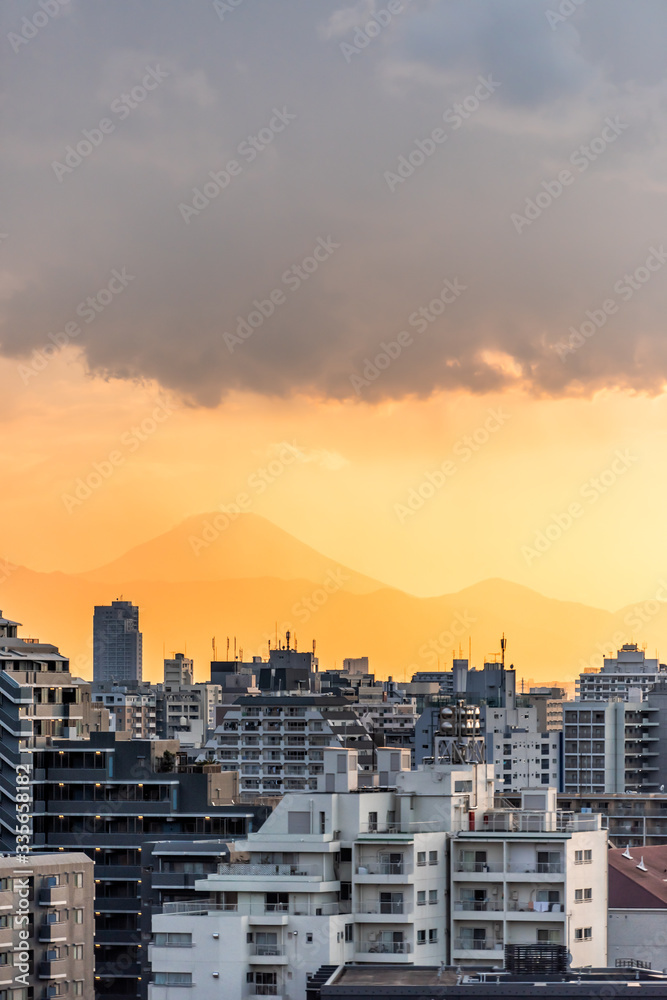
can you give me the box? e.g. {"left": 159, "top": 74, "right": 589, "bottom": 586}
{"left": 239, "top": 648, "right": 243, "bottom": 662}
{"left": 286, "top": 630, "right": 291, "bottom": 652}
{"left": 501, "top": 633, "right": 506, "bottom": 669}
{"left": 226, "top": 637, "right": 230, "bottom": 659}
{"left": 212, "top": 636, "right": 218, "bottom": 660}
{"left": 233, "top": 636, "right": 237, "bottom": 659}
{"left": 294, "top": 634, "right": 297, "bottom": 651}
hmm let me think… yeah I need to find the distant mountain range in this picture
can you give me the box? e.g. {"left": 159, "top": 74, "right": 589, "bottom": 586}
{"left": 1, "top": 513, "right": 664, "bottom": 684}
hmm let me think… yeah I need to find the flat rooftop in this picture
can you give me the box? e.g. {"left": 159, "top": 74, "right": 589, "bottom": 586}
{"left": 333, "top": 968, "right": 458, "bottom": 986}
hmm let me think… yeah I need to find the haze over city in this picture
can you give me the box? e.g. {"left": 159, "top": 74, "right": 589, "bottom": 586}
{"left": 4, "top": 0, "right": 667, "bottom": 676}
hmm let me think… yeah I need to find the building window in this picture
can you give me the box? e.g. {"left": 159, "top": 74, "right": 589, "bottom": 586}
{"left": 417, "top": 891, "right": 426, "bottom": 906}
{"left": 417, "top": 930, "right": 426, "bottom": 945}
{"left": 74, "top": 873, "right": 83, "bottom": 888}
{"left": 428, "top": 851, "right": 437, "bottom": 866}
{"left": 367, "top": 812, "right": 378, "bottom": 832}
{"left": 417, "top": 852, "right": 426, "bottom": 866}
{"left": 74, "top": 909, "right": 83, "bottom": 923}
{"left": 74, "top": 985, "right": 83, "bottom": 997}
{"left": 154, "top": 973, "right": 193, "bottom": 986}
{"left": 429, "top": 890, "right": 437, "bottom": 905}
{"left": 541, "top": 775, "right": 550, "bottom": 784}
{"left": 72, "top": 945, "right": 83, "bottom": 960}
{"left": 344, "top": 924, "right": 353, "bottom": 943}
{"left": 574, "top": 928, "right": 592, "bottom": 941}
{"left": 538, "top": 929, "right": 560, "bottom": 944}
{"left": 575, "top": 888, "right": 592, "bottom": 902}
{"left": 575, "top": 849, "right": 593, "bottom": 864}
{"left": 429, "top": 929, "right": 438, "bottom": 943}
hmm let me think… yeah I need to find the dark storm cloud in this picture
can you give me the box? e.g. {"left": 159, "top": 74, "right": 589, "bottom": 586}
{"left": 2, "top": 0, "right": 667, "bottom": 404}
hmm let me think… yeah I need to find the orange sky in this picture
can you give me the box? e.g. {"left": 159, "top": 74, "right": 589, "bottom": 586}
{"left": 2, "top": 349, "right": 667, "bottom": 614}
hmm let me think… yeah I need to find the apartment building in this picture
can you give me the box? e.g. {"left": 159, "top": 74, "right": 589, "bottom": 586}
{"left": 93, "top": 683, "right": 157, "bottom": 739}
{"left": 0, "top": 852, "right": 95, "bottom": 1000}
{"left": 206, "top": 695, "right": 375, "bottom": 796}
{"left": 576, "top": 643, "right": 667, "bottom": 702}
{"left": 484, "top": 706, "right": 561, "bottom": 793}
{"left": 521, "top": 687, "right": 567, "bottom": 732}
{"left": 0, "top": 611, "right": 108, "bottom": 852}
{"left": 450, "top": 786, "right": 606, "bottom": 969}
{"left": 563, "top": 700, "right": 660, "bottom": 794}
{"left": 164, "top": 654, "right": 193, "bottom": 686}
{"left": 148, "top": 748, "right": 606, "bottom": 999}
{"left": 355, "top": 702, "right": 418, "bottom": 755}
{"left": 31, "top": 732, "right": 271, "bottom": 1000}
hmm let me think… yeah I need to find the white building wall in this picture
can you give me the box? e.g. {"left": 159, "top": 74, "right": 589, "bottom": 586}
{"left": 608, "top": 909, "right": 667, "bottom": 972}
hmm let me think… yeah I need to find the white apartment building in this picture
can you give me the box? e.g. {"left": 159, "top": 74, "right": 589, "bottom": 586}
{"left": 149, "top": 749, "right": 606, "bottom": 999}
{"left": 563, "top": 700, "right": 660, "bottom": 794}
{"left": 484, "top": 706, "right": 561, "bottom": 794}
{"left": 577, "top": 643, "right": 667, "bottom": 701}
{"left": 451, "top": 786, "right": 606, "bottom": 968}
{"left": 205, "top": 695, "right": 374, "bottom": 795}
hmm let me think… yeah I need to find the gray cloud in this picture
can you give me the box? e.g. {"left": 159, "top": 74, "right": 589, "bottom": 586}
{"left": 2, "top": 0, "right": 667, "bottom": 404}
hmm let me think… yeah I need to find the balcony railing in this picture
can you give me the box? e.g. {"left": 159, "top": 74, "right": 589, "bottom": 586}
{"left": 356, "top": 862, "right": 412, "bottom": 876}
{"left": 357, "top": 942, "right": 411, "bottom": 954}
{"left": 455, "top": 861, "right": 503, "bottom": 873}
{"left": 453, "top": 900, "right": 504, "bottom": 912}
{"left": 453, "top": 937, "right": 504, "bottom": 951}
{"left": 157, "top": 900, "right": 340, "bottom": 917}
{"left": 248, "top": 945, "right": 285, "bottom": 957}
{"left": 359, "top": 901, "right": 409, "bottom": 914}
{"left": 506, "top": 862, "right": 563, "bottom": 874}
{"left": 217, "top": 863, "right": 322, "bottom": 877}
{"left": 480, "top": 811, "right": 601, "bottom": 833}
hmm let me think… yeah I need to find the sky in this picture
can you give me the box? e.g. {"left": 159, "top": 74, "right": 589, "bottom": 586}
{"left": 2, "top": 0, "right": 667, "bottom": 615}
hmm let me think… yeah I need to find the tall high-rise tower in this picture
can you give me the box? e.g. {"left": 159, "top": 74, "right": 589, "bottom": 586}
{"left": 93, "top": 599, "right": 143, "bottom": 683}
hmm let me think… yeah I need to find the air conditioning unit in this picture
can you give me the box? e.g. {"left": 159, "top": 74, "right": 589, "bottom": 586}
{"left": 510, "top": 890, "right": 518, "bottom": 900}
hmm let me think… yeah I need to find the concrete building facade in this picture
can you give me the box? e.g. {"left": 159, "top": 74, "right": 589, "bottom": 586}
{"left": 93, "top": 601, "right": 143, "bottom": 684}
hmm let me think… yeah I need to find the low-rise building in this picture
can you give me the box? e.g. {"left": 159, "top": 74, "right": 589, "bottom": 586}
{"left": 0, "top": 853, "right": 95, "bottom": 1000}
{"left": 608, "top": 844, "right": 667, "bottom": 972}
{"left": 148, "top": 747, "right": 606, "bottom": 999}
